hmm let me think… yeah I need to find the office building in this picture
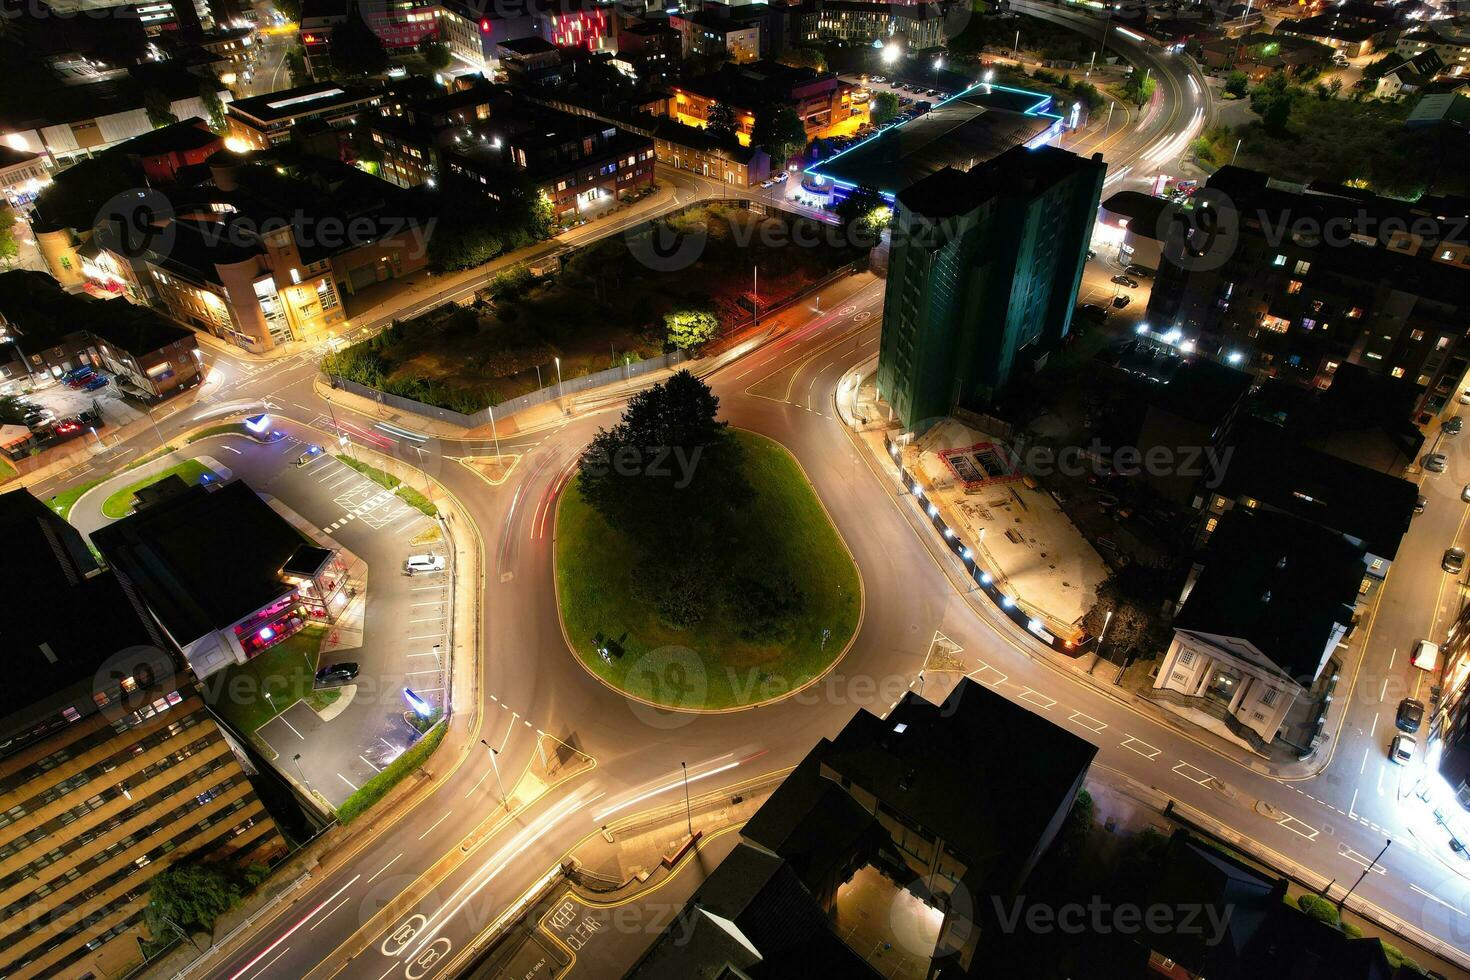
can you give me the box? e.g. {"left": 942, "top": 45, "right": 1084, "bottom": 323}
{"left": 802, "top": 0, "right": 947, "bottom": 52}
{"left": 225, "top": 82, "right": 383, "bottom": 150}
{"left": 93, "top": 478, "right": 348, "bottom": 678}
{"left": 0, "top": 489, "right": 286, "bottom": 980}
{"left": 878, "top": 145, "right": 1105, "bottom": 429}
{"left": 667, "top": 60, "right": 861, "bottom": 146}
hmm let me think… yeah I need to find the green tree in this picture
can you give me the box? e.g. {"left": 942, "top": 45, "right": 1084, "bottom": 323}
{"left": 869, "top": 91, "right": 901, "bottom": 126}
{"left": 0, "top": 206, "right": 17, "bottom": 270}
{"left": 752, "top": 105, "right": 807, "bottom": 165}
{"left": 1296, "top": 893, "right": 1340, "bottom": 927}
{"left": 705, "top": 101, "right": 739, "bottom": 143}
{"left": 273, "top": 0, "right": 301, "bottom": 21}
{"left": 835, "top": 184, "right": 890, "bottom": 243}
{"left": 1121, "top": 69, "right": 1156, "bottom": 107}
{"left": 1225, "top": 70, "right": 1249, "bottom": 98}
{"left": 727, "top": 573, "right": 805, "bottom": 641}
{"left": 418, "top": 36, "right": 451, "bottom": 70}
{"left": 199, "top": 82, "right": 228, "bottom": 133}
{"left": 778, "top": 46, "right": 827, "bottom": 72}
{"left": 144, "top": 861, "right": 260, "bottom": 939}
{"left": 144, "top": 88, "right": 178, "bottom": 129}
{"left": 664, "top": 310, "right": 718, "bottom": 350}
{"left": 0, "top": 394, "right": 30, "bottom": 424}
{"left": 1250, "top": 71, "right": 1296, "bottom": 134}
{"left": 330, "top": 4, "right": 389, "bottom": 77}
{"left": 578, "top": 370, "right": 753, "bottom": 554}
{"left": 285, "top": 45, "right": 309, "bottom": 86}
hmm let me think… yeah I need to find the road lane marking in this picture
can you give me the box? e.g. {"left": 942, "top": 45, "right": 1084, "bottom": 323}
{"left": 367, "top": 854, "right": 403, "bottom": 884}
{"left": 1411, "top": 884, "right": 1466, "bottom": 915}
{"left": 1018, "top": 689, "right": 1055, "bottom": 709}
{"left": 241, "top": 947, "right": 289, "bottom": 980}
{"left": 226, "top": 873, "right": 361, "bottom": 980}
{"left": 310, "top": 895, "right": 352, "bottom": 931}
{"left": 1338, "top": 844, "right": 1387, "bottom": 873}
{"left": 418, "top": 811, "right": 452, "bottom": 841}
{"left": 1172, "top": 761, "right": 1215, "bottom": 786}
{"left": 1068, "top": 711, "right": 1106, "bottom": 732}
{"left": 338, "top": 772, "right": 360, "bottom": 791}
{"left": 1349, "top": 788, "right": 1359, "bottom": 817}
{"left": 1277, "top": 814, "right": 1319, "bottom": 840}
{"left": 966, "top": 662, "right": 1008, "bottom": 688}
{"left": 1121, "top": 735, "right": 1160, "bottom": 760}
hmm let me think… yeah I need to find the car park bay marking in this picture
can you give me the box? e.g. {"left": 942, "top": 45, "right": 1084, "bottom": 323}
{"left": 1068, "top": 711, "right": 1107, "bottom": 733}
{"left": 1018, "top": 689, "right": 1055, "bottom": 710}
{"left": 1278, "top": 814, "right": 1319, "bottom": 841}
{"left": 1172, "top": 762, "right": 1215, "bottom": 786}
{"left": 1410, "top": 884, "right": 1466, "bottom": 916}
{"left": 1121, "top": 735, "right": 1161, "bottom": 760}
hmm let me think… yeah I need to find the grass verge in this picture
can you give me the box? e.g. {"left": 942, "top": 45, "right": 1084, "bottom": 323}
{"left": 200, "top": 625, "right": 339, "bottom": 738}
{"left": 337, "top": 721, "right": 446, "bottom": 825}
{"left": 48, "top": 444, "right": 178, "bottom": 522}
{"left": 336, "top": 454, "right": 438, "bottom": 517}
{"left": 100, "top": 459, "right": 219, "bottom": 519}
{"left": 187, "top": 422, "right": 249, "bottom": 443}
{"left": 555, "top": 429, "right": 860, "bottom": 709}
{"left": 0, "top": 456, "right": 16, "bottom": 483}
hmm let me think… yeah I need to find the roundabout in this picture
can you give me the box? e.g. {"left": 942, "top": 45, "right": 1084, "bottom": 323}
{"left": 555, "top": 426, "right": 862, "bottom": 711}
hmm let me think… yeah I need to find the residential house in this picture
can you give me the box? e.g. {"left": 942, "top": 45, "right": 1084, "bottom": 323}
{"left": 667, "top": 60, "right": 862, "bottom": 146}
{"left": 653, "top": 118, "right": 771, "bottom": 188}
{"left": 1373, "top": 50, "right": 1445, "bottom": 99}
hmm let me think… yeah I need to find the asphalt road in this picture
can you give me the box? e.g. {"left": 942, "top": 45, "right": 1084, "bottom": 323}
{"left": 39, "top": 15, "right": 1470, "bottom": 978}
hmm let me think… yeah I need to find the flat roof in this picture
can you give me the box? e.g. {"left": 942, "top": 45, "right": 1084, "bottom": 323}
{"left": 805, "top": 81, "right": 1060, "bottom": 196}
{"left": 228, "top": 82, "right": 377, "bottom": 125}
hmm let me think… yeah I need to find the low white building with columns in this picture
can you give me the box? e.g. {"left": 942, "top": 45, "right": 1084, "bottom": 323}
{"left": 1155, "top": 508, "right": 1365, "bottom": 744}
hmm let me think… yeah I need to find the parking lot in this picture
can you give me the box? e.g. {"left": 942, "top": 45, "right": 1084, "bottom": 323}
{"left": 24, "top": 370, "right": 146, "bottom": 429}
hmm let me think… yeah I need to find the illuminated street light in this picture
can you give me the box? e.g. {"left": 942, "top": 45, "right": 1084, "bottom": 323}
{"left": 881, "top": 42, "right": 901, "bottom": 65}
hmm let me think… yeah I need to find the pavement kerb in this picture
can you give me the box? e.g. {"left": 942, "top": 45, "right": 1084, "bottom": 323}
{"left": 146, "top": 413, "right": 490, "bottom": 980}
{"left": 547, "top": 426, "right": 866, "bottom": 715}
{"left": 833, "top": 384, "right": 1337, "bottom": 785}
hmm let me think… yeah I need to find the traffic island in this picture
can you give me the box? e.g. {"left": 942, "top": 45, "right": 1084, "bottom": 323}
{"left": 555, "top": 428, "right": 862, "bottom": 711}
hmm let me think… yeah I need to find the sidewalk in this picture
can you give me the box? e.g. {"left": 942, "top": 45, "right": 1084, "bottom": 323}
{"left": 835, "top": 365, "right": 1335, "bottom": 782}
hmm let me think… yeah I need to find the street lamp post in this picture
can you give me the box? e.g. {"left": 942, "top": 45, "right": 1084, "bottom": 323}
{"left": 292, "top": 752, "right": 313, "bottom": 795}
{"left": 481, "top": 738, "right": 509, "bottom": 810}
{"left": 1090, "top": 608, "right": 1114, "bottom": 675}
{"left": 1231, "top": 138, "right": 1243, "bottom": 165}
{"left": 411, "top": 444, "right": 434, "bottom": 501}
{"left": 488, "top": 403, "right": 501, "bottom": 460}
{"left": 1339, "top": 838, "right": 1390, "bottom": 912}
{"left": 752, "top": 266, "right": 759, "bottom": 328}
{"left": 554, "top": 356, "right": 563, "bottom": 400}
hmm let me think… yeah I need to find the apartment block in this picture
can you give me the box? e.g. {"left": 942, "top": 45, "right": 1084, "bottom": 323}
{"left": 0, "top": 489, "right": 286, "bottom": 980}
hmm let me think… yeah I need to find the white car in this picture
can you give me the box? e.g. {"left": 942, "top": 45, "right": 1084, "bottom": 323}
{"left": 405, "top": 554, "right": 446, "bottom": 574}
{"left": 1390, "top": 734, "right": 1416, "bottom": 766}
{"left": 1425, "top": 452, "right": 1448, "bottom": 473}
{"left": 1459, "top": 390, "right": 1470, "bottom": 406}
{"left": 773, "top": 171, "right": 789, "bottom": 183}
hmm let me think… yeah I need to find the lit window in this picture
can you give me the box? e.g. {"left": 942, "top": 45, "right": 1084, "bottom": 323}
{"left": 1204, "top": 517, "right": 1218, "bottom": 533}
{"left": 1272, "top": 254, "right": 1287, "bottom": 266}
{"left": 62, "top": 706, "right": 81, "bottom": 723}
{"left": 1287, "top": 280, "right": 1303, "bottom": 294}
{"left": 1346, "top": 307, "right": 1363, "bottom": 319}
{"left": 1293, "top": 259, "right": 1311, "bottom": 274}
{"left": 1392, "top": 367, "right": 1405, "bottom": 378}
{"left": 1412, "top": 329, "right": 1425, "bottom": 341}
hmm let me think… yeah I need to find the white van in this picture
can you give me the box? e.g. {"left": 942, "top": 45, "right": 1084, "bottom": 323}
{"left": 1410, "top": 639, "right": 1439, "bottom": 672}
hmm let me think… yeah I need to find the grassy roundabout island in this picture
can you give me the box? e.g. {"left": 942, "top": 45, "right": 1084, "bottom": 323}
{"left": 555, "top": 375, "right": 861, "bottom": 710}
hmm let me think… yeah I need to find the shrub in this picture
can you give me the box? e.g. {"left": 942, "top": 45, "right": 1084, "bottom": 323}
{"left": 337, "top": 721, "right": 446, "bottom": 824}
{"left": 1297, "top": 893, "right": 1340, "bottom": 926}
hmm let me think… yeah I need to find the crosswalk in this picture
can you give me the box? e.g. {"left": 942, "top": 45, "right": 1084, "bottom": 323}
{"left": 308, "top": 454, "right": 433, "bottom": 538}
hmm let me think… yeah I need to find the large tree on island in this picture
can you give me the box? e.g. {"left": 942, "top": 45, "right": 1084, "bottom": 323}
{"left": 705, "top": 101, "right": 740, "bottom": 143}
{"left": 577, "top": 371, "right": 754, "bottom": 627}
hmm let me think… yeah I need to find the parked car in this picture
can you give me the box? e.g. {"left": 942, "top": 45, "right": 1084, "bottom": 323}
{"left": 1125, "top": 264, "right": 1153, "bottom": 279}
{"left": 1079, "top": 303, "right": 1110, "bottom": 322}
{"left": 1448, "top": 416, "right": 1464, "bottom": 434}
{"left": 1389, "top": 733, "right": 1416, "bottom": 765}
{"left": 1462, "top": 484, "right": 1470, "bottom": 502}
{"left": 1111, "top": 275, "right": 1139, "bottom": 288}
{"left": 1412, "top": 638, "right": 1441, "bottom": 670}
{"left": 1445, "top": 548, "right": 1466, "bottom": 574}
{"left": 1396, "top": 698, "right": 1425, "bottom": 733}
{"left": 82, "top": 376, "right": 109, "bottom": 391}
{"left": 61, "top": 366, "right": 94, "bottom": 383}
{"left": 1460, "top": 390, "right": 1470, "bottom": 406}
{"left": 1416, "top": 495, "right": 1427, "bottom": 515}
{"left": 773, "top": 171, "right": 788, "bottom": 183}
{"left": 52, "top": 419, "right": 81, "bottom": 436}
{"left": 1425, "top": 452, "right": 1448, "bottom": 472}
{"left": 1112, "top": 295, "right": 1132, "bottom": 309}
{"left": 315, "top": 662, "right": 360, "bottom": 684}
{"left": 405, "top": 553, "right": 447, "bottom": 574}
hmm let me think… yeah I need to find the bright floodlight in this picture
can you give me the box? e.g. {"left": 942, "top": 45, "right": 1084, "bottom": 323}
{"left": 882, "top": 43, "right": 901, "bottom": 64}
{"left": 244, "top": 413, "right": 271, "bottom": 433}
{"left": 404, "top": 688, "right": 434, "bottom": 717}
{"left": 1227, "top": 351, "right": 1245, "bottom": 364}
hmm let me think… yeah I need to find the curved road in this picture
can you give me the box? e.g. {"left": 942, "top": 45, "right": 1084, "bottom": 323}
{"left": 38, "top": 16, "right": 1470, "bottom": 980}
